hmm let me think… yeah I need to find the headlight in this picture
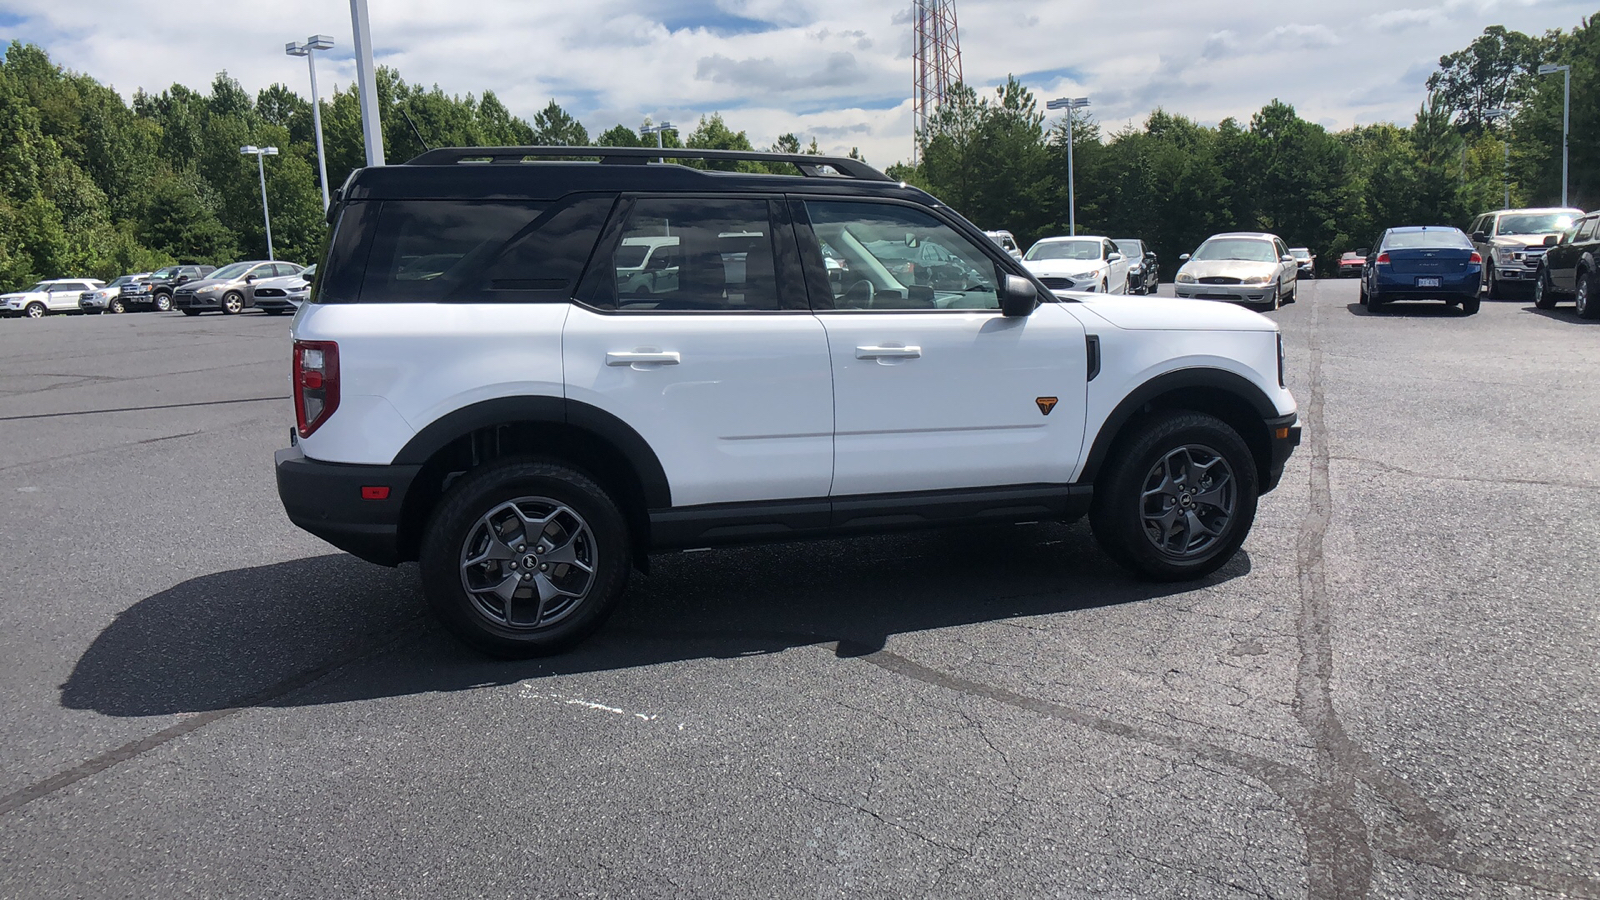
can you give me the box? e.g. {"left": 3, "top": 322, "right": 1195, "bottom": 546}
{"left": 1176, "top": 273, "right": 1196, "bottom": 284}
{"left": 1128, "top": 264, "right": 1142, "bottom": 274}
{"left": 1495, "top": 248, "right": 1517, "bottom": 264}
{"left": 1242, "top": 274, "right": 1271, "bottom": 285}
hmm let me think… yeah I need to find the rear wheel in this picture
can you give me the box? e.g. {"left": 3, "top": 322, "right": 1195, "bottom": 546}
{"left": 419, "top": 458, "right": 633, "bottom": 657}
{"left": 1090, "top": 411, "right": 1259, "bottom": 581}
{"left": 1534, "top": 271, "right": 1558, "bottom": 309}
{"left": 1462, "top": 297, "right": 1481, "bottom": 315}
{"left": 1358, "top": 278, "right": 1368, "bottom": 305}
{"left": 1577, "top": 271, "right": 1598, "bottom": 319}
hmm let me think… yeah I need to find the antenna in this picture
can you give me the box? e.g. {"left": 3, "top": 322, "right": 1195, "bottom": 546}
{"left": 912, "top": 0, "right": 963, "bottom": 163}
{"left": 400, "top": 107, "right": 432, "bottom": 152}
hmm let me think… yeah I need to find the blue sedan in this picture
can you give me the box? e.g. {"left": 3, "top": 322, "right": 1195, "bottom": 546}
{"left": 1359, "top": 226, "right": 1483, "bottom": 314}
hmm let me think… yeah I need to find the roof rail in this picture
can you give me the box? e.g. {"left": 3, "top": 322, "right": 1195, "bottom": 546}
{"left": 403, "top": 145, "right": 894, "bottom": 182}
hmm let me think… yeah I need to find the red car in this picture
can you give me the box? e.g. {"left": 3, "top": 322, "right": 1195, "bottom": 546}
{"left": 1338, "top": 251, "right": 1367, "bottom": 277}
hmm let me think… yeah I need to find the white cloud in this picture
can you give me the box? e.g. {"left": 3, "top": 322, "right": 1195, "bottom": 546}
{"left": 0, "top": 0, "right": 1592, "bottom": 168}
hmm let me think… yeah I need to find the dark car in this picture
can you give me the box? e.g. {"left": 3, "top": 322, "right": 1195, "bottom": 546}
{"left": 1112, "top": 238, "right": 1159, "bottom": 294}
{"left": 1358, "top": 226, "right": 1482, "bottom": 314}
{"left": 1534, "top": 211, "right": 1599, "bottom": 318}
{"left": 128, "top": 264, "right": 216, "bottom": 311}
{"left": 1337, "top": 251, "right": 1366, "bottom": 277}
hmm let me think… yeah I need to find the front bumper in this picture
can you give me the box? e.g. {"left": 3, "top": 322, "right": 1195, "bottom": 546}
{"left": 1263, "top": 414, "right": 1302, "bottom": 493}
{"left": 275, "top": 444, "right": 422, "bottom": 566}
{"left": 172, "top": 292, "right": 220, "bottom": 310}
{"left": 1174, "top": 282, "right": 1275, "bottom": 303}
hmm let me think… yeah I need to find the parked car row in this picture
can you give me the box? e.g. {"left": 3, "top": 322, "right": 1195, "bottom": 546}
{"left": 1011, "top": 235, "right": 1160, "bottom": 296}
{"left": 0, "top": 260, "right": 312, "bottom": 319}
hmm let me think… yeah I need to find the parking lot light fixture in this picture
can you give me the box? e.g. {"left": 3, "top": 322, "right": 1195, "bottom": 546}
{"left": 240, "top": 145, "right": 281, "bottom": 261}
{"left": 287, "top": 35, "right": 336, "bottom": 210}
{"left": 1047, "top": 97, "right": 1091, "bottom": 235}
{"left": 1537, "top": 63, "right": 1571, "bottom": 206}
{"left": 641, "top": 122, "right": 676, "bottom": 164}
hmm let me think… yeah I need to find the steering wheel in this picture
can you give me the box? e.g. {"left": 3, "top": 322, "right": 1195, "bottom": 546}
{"left": 841, "top": 279, "right": 876, "bottom": 307}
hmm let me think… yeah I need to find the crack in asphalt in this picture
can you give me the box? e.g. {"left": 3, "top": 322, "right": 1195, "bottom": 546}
{"left": 1328, "top": 454, "right": 1600, "bottom": 491}
{"left": 0, "top": 395, "right": 289, "bottom": 422}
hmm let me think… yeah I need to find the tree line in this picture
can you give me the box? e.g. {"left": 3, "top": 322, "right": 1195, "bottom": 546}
{"left": 0, "top": 13, "right": 1593, "bottom": 287}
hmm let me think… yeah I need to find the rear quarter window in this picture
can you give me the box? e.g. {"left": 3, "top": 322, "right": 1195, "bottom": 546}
{"left": 322, "top": 195, "right": 615, "bottom": 304}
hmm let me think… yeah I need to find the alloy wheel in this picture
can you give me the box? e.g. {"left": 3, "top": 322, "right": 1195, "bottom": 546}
{"left": 26, "top": 303, "right": 44, "bottom": 318}
{"left": 1578, "top": 276, "right": 1594, "bottom": 318}
{"left": 458, "top": 497, "right": 598, "bottom": 630}
{"left": 1139, "top": 444, "right": 1237, "bottom": 560}
{"left": 155, "top": 294, "right": 172, "bottom": 312}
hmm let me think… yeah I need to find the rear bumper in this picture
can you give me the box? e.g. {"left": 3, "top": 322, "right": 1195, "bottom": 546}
{"left": 1263, "top": 414, "right": 1302, "bottom": 493}
{"left": 275, "top": 444, "right": 420, "bottom": 566}
{"left": 1374, "top": 270, "right": 1481, "bottom": 296}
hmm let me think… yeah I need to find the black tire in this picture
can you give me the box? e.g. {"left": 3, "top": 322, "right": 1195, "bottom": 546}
{"left": 419, "top": 458, "right": 633, "bottom": 657}
{"left": 1283, "top": 279, "right": 1297, "bottom": 304}
{"left": 181, "top": 308, "right": 201, "bottom": 317}
{"left": 1534, "top": 271, "right": 1558, "bottom": 309}
{"left": 1090, "top": 411, "right": 1259, "bottom": 581}
{"left": 1577, "top": 271, "right": 1598, "bottom": 320}
{"left": 1261, "top": 283, "right": 1281, "bottom": 311}
{"left": 263, "top": 307, "right": 287, "bottom": 316}
{"left": 221, "top": 291, "right": 244, "bottom": 315}
{"left": 24, "top": 302, "right": 46, "bottom": 318}
{"left": 1486, "top": 265, "right": 1503, "bottom": 300}
{"left": 1462, "top": 297, "right": 1481, "bottom": 315}
{"left": 1358, "top": 279, "right": 1368, "bottom": 305}
{"left": 108, "top": 296, "right": 126, "bottom": 314}
{"left": 154, "top": 292, "right": 172, "bottom": 312}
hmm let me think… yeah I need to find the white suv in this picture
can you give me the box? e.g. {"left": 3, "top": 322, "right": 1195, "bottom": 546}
{"left": 2, "top": 278, "right": 105, "bottom": 317}
{"left": 276, "top": 147, "right": 1301, "bottom": 656}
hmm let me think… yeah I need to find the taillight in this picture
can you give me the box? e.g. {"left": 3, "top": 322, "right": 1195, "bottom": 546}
{"left": 1375, "top": 252, "right": 1391, "bottom": 265}
{"left": 293, "top": 340, "right": 339, "bottom": 438}
{"left": 1468, "top": 251, "right": 1482, "bottom": 264}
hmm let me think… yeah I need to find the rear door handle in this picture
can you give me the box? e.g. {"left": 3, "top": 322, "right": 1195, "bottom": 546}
{"left": 855, "top": 345, "right": 922, "bottom": 360}
{"left": 606, "top": 351, "right": 680, "bottom": 366}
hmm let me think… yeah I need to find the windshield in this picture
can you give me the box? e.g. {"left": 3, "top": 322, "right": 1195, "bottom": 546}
{"left": 614, "top": 245, "right": 651, "bottom": 269}
{"left": 109, "top": 276, "right": 137, "bottom": 287}
{"left": 22, "top": 282, "right": 50, "bottom": 292}
{"left": 1497, "top": 213, "right": 1575, "bottom": 236}
{"left": 208, "top": 262, "right": 254, "bottom": 280}
{"left": 149, "top": 267, "right": 177, "bottom": 279}
{"left": 1385, "top": 229, "right": 1471, "bottom": 249}
{"left": 1113, "top": 240, "right": 1144, "bottom": 256}
{"left": 1193, "top": 239, "right": 1277, "bottom": 263}
{"left": 1289, "top": 248, "right": 1311, "bottom": 259}
{"left": 1026, "top": 240, "right": 1102, "bottom": 261}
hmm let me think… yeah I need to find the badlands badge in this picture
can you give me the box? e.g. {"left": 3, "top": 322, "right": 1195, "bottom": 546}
{"left": 1036, "top": 397, "right": 1058, "bottom": 416}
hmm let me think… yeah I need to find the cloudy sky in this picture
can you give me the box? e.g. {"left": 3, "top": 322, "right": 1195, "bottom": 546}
{"left": 1, "top": 0, "right": 1591, "bottom": 166}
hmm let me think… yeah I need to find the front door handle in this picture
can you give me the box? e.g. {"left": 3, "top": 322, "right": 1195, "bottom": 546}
{"left": 855, "top": 345, "right": 922, "bottom": 360}
{"left": 606, "top": 350, "right": 680, "bottom": 367}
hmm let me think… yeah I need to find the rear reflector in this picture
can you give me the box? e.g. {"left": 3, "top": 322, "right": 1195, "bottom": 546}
{"left": 361, "top": 486, "right": 390, "bottom": 500}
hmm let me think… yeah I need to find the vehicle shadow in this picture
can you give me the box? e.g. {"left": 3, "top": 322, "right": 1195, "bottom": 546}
{"left": 1345, "top": 302, "right": 1472, "bottom": 318}
{"left": 61, "top": 524, "right": 1250, "bottom": 717}
{"left": 1521, "top": 305, "right": 1600, "bottom": 324}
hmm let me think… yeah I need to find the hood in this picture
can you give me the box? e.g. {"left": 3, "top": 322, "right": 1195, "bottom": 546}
{"left": 1071, "top": 294, "right": 1278, "bottom": 332}
{"left": 1023, "top": 259, "right": 1107, "bottom": 279}
{"left": 1491, "top": 235, "right": 1552, "bottom": 248}
{"left": 1178, "top": 259, "right": 1278, "bottom": 280}
{"left": 178, "top": 277, "right": 232, "bottom": 291}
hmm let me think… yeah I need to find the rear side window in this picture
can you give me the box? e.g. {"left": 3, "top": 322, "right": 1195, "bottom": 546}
{"left": 584, "top": 197, "right": 781, "bottom": 312}
{"left": 1576, "top": 218, "right": 1598, "bottom": 242}
{"left": 334, "top": 195, "right": 613, "bottom": 303}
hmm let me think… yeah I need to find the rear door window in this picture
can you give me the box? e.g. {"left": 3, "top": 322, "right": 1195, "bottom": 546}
{"left": 1577, "top": 217, "right": 1598, "bottom": 242}
{"left": 583, "top": 197, "right": 783, "bottom": 312}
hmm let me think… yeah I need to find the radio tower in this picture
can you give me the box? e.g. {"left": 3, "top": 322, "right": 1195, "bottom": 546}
{"left": 912, "top": 0, "right": 962, "bottom": 162}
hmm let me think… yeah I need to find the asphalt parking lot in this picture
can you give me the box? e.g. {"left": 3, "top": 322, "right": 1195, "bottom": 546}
{"left": 2, "top": 280, "right": 1598, "bottom": 899}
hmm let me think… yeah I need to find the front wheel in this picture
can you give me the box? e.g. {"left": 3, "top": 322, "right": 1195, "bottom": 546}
{"left": 1534, "top": 272, "right": 1557, "bottom": 309}
{"left": 419, "top": 458, "right": 633, "bottom": 657}
{"left": 181, "top": 308, "right": 201, "bottom": 317}
{"left": 221, "top": 292, "right": 244, "bottom": 315}
{"left": 108, "top": 297, "right": 126, "bottom": 314}
{"left": 263, "top": 308, "right": 287, "bottom": 316}
{"left": 25, "top": 302, "right": 45, "bottom": 318}
{"left": 1486, "top": 265, "right": 1503, "bottom": 300}
{"left": 154, "top": 293, "right": 172, "bottom": 312}
{"left": 1577, "top": 272, "right": 1598, "bottom": 319}
{"left": 1090, "top": 411, "right": 1259, "bottom": 581}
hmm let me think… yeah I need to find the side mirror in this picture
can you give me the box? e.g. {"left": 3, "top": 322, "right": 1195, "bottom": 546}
{"left": 244, "top": 274, "right": 255, "bottom": 282}
{"left": 1001, "top": 274, "right": 1038, "bottom": 318}
{"left": 1107, "top": 252, "right": 1124, "bottom": 262}
{"left": 1280, "top": 254, "right": 1296, "bottom": 264}
{"left": 1543, "top": 234, "right": 1559, "bottom": 247}
{"left": 1355, "top": 248, "right": 1369, "bottom": 258}
{"left": 1179, "top": 253, "right": 1192, "bottom": 261}
{"left": 1472, "top": 232, "right": 1488, "bottom": 244}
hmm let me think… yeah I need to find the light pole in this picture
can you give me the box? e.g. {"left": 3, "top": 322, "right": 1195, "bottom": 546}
{"left": 641, "top": 122, "right": 676, "bottom": 164}
{"left": 1486, "top": 107, "right": 1510, "bottom": 207}
{"left": 1047, "top": 97, "right": 1090, "bottom": 235}
{"left": 240, "top": 145, "right": 280, "bottom": 261}
{"left": 350, "top": 0, "right": 384, "bottom": 166}
{"left": 286, "top": 35, "right": 336, "bottom": 210}
{"left": 1537, "top": 63, "right": 1571, "bottom": 207}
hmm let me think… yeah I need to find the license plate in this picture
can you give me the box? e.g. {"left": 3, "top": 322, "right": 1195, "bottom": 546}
{"left": 1416, "top": 277, "right": 1440, "bottom": 288}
